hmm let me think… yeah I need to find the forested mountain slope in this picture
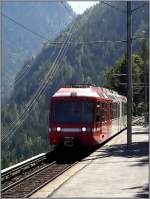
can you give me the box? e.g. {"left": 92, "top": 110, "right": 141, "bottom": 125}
{"left": 2, "top": 1, "right": 149, "bottom": 168}
{"left": 2, "top": 1, "right": 75, "bottom": 99}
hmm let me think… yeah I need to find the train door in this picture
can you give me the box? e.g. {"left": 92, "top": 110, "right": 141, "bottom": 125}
{"left": 95, "top": 101, "right": 111, "bottom": 143}
{"left": 112, "top": 101, "right": 119, "bottom": 135}
{"left": 95, "top": 102, "right": 102, "bottom": 142}
{"left": 104, "top": 101, "right": 111, "bottom": 139}
{"left": 107, "top": 102, "right": 111, "bottom": 126}
{"left": 120, "top": 101, "right": 122, "bottom": 130}
{"left": 109, "top": 101, "right": 113, "bottom": 135}
{"left": 101, "top": 102, "right": 107, "bottom": 140}
{"left": 117, "top": 102, "right": 120, "bottom": 132}
{"left": 110, "top": 102, "right": 112, "bottom": 125}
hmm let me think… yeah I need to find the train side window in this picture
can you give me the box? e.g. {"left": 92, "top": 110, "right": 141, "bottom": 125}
{"left": 116, "top": 103, "right": 118, "bottom": 118}
{"left": 114, "top": 103, "right": 116, "bottom": 118}
{"left": 123, "top": 102, "right": 125, "bottom": 116}
{"left": 110, "top": 103, "right": 113, "bottom": 119}
{"left": 102, "top": 106, "right": 107, "bottom": 122}
{"left": 113, "top": 103, "right": 115, "bottom": 119}
{"left": 117, "top": 103, "right": 118, "bottom": 118}
{"left": 102, "top": 103, "right": 105, "bottom": 109}
{"left": 124, "top": 102, "right": 125, "bottom": 116}
{"left": 122, "top": 102, "right": 124, "bottom": 116}
{"left": 96, "top": 103, "right": 100, "bottom": 123}
{"left": 117, "top": 103, "right": 119, "bottom": 117}
{"left": 115, "top": 103, "right": 117, "bottom": 118}
{"left": 98, "top": 102, "right": 102, "bottom": 109}
{"left": 102, "top": 110, "right": 105, "bottom": 122}
{"left": 123, "top": 103, "right": 125, "bottom": 115}
{"left": 112, "top": 103, "right": 114, "bottom": 119}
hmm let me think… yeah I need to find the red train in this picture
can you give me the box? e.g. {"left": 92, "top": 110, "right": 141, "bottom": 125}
{"left": 48, "top": 84, "right": 127, "bottom": 148}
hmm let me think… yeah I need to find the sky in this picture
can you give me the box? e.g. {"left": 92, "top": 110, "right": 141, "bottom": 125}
{"left": 68, "top": 1, "right": 99, "bottom": 14}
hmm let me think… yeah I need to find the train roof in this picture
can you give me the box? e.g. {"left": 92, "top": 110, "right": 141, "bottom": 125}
{"left": 52, "top": 84, "right": 127, "bottom": 103}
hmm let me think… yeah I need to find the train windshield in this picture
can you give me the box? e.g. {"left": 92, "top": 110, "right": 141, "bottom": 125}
{"left": 51, "top": 100, "right": 94, "bottom": 124}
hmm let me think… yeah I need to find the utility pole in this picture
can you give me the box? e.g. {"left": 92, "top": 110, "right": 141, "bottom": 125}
{"left": 142, "top": 31, "right": 147, "bottom": 127}
{"left": 127, "top": 1, "right": 132, "bottom": 147}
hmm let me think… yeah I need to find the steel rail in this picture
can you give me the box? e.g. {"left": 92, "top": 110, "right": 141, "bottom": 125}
{"left": 25, "top": 161, "right": 78, "bottom": 198}
{"left": 1, "top": 161, "right": 56, "bottom": 193}
{"left": 1, "top": 161, "right": 79, "bottom": 198}
{"left": 1, "top": 153, "right": 47, "bottom": 182}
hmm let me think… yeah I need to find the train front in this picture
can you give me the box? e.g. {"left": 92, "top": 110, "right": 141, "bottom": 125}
{"left": 48, "top": 87, "right": 97, "bottom": 148}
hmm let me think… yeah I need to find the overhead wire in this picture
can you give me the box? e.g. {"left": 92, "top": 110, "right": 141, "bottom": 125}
{"left": 23, "top": 8, "right": 77, "bottom": 108}
{"left": 2, "top": 2, "right": 75, "bottom": 90}
{"left": 1, "top": 6, "right": 72, "bottom": 139}
{"left": 132, "top": 36, "right": 149, "bottom": 41}
{"left": 22, "top": 2, "right": 93, "bottom": 108}
{"left": 1, "top": 13, "right": 59, "bottom": 89}
{"left": 9, "top": 17, "right": 70, "bottom": 88}
{"left": 11, "top": 40, "right": 68, "bottom": 89}
{"left": 1, "top": 27, "right": 72, "bottom": 141}
{"left": 2, "top": 3, "right": 94, "bottom": 143}
{"left": 2, "top": 5, "right": 79, "bottom": 143}
{"left": 101, "top": 1, "right": 126, "bottom": 13}
{"left": 14, "top": 65, "right": 32, "bottom": 85}
{"left": 1, "top": 8, "right": 72, "bottom": 138}
{"left": 1, "top": 13, "right": 48, "bottom": 89}
{"left": 101, "top": 1, "right": 149, "bottom": 14}
{"left": 1, "top": 10, "right": 127, "bottom": 47}
{"left": 1, "top": 12, "right": 50, "bottom": 41}
{"left": 42, "top": 40, "right": 127, "bottom": 45}
{"left": 131, "top": 2, "right": 149, "bottom": 12}
{"left": 2, "top": 23, "right": 76, "bottom": 143}
{"left": 2, "top": 66, "right": 32, "bottom": 92}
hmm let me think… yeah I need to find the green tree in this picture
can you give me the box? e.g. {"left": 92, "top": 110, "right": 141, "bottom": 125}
{"left": 105, "top": 54, "right": 146, "bottom": 115}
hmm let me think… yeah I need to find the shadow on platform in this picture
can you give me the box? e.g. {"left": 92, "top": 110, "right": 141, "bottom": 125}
{"left": 81, "top": 141, "right": 149, "bottom": 167}
{"left": 81, "top": 141, "right": 149, "bottom": 197}
{"left": 132, "top": 131, "right": 149, "bottom": 135}
{"left": 135, "top": 183, "right": 149, "bottom": 198}
{"left": 122, "top": 184, "right": 149, "bottom": 198}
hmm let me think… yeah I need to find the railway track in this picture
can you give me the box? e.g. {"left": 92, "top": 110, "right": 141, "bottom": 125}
{"left": 1, "top": 152, "right": 56, "bottom": 189}
{"left": 1, "top": 147, "right": 97, "bottom": 198}
{"left": 1, "top": 161, "right": 77, "bottom": 198}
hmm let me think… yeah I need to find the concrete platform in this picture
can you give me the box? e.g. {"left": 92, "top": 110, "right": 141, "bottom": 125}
{"left": 31, "top": 125, "right": 149, "bottom": 198}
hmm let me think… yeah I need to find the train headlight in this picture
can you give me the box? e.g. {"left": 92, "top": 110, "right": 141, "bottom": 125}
{"left": 82, "top": 127, "right": 86, "bottom": 132}
{"left": 57, "top": 127, "right": 61, "bottom": 132}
